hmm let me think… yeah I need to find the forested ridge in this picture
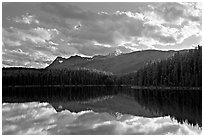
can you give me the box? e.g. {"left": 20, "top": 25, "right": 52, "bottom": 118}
{"left": 2, "top": 46, "right": 202, "bottom": 87}
{"left": 119, "top": 46, "right": 202, "bottom": 87}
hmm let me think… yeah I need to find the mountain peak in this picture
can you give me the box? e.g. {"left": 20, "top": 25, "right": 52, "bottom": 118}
{"left": 69, "top": 55, "right": 82, "bottom": 59}
{"left": 108, "top": 49, "right": 122, "bottom": 57}
{"left": 55, "top": 57, "right": 66, "bottom": 64}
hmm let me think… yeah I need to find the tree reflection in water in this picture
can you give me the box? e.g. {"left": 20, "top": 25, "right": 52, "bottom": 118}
{"left": 133, "top": 89, "right": 202, "bottom": 127}
{"left": 3, "top": 86, "right": 202, "bottom": 127}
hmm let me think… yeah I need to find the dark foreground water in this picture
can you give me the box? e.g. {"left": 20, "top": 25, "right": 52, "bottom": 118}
{"left": 2, "top": 86, "right": 202, "bottom": 135}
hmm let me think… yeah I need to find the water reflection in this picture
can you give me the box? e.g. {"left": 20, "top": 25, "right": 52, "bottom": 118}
{"left": 2, "top": 102, "right": 201, "bottom": 135}
{"left": 2, "top": 86, "right": 202, "bottom": 128}
{"left": 133, "top": 89, "right": 202, "bottom": 127}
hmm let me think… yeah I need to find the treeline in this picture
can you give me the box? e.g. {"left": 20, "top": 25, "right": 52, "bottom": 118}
{"left": 2, "top": 46, "right": 202, "bottom": 87}
{"left": 2, "top": 68, "right": 116, "bottom": 86}
{"left": 120, "top": 46, "right": 202, "bottom": 87}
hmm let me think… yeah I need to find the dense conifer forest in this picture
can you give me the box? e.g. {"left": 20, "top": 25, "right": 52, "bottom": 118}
{"left": 2, "top": 46, "right": 202, "bottom": 87}
{"left": 120, "top": 46, "right": 202, "bottom": 87}
{"left": 3, "top": 68, "right": 116, "bottom": 86}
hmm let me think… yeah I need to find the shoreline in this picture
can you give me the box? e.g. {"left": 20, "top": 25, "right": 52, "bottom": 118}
{"left": 2, "top": 85, "right": 202, "bottom": 90}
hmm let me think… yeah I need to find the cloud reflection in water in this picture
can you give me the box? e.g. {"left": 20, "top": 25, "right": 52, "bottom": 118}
{"left": 2, "top": 102, "right": 201, "bottom": 135}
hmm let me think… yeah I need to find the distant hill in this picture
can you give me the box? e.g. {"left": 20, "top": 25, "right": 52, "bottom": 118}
{"left": 47, "top": 50, "right": 176, "bottom": 74}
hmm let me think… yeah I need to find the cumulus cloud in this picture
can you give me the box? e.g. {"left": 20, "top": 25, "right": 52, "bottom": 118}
{"left": 2, "top": 27, "right": 61, "bottom": 68}
{"left": 2, "top": 102, "right": 201, "bottom": 135}
{"left": 21, "top": 27, "right": 58, "bottom": 44}
{"left": 146, "top": 2, "right": 201, "bottom": 24}
{"left": 12, "top": 13, "right": 39, "bottom": 24}
{"left": 3, "top": 27, "right": 58, "bottom": 45}
{"left": 156, "top": 3, "right": 185, "bottom": 23}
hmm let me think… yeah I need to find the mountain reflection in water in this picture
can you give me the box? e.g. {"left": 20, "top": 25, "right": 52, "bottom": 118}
{"left": 2, "top": 86, "right": 202, "bottom": 135}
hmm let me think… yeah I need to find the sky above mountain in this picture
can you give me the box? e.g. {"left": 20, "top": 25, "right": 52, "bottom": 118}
{"left": 2, "top": 2, "right": 202, "bottom": 68}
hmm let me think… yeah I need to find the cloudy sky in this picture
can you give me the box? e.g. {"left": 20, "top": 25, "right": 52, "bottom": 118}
{"left": 2, "top": 2, "right": 202, "bottom": 68}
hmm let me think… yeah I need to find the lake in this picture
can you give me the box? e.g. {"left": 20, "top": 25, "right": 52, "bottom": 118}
{"left": 2, "top": 86, "right": 202, "bottom": 135}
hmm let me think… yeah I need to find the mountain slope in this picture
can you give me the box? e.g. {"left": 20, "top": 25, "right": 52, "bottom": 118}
{"left": 48, "top": 55, "right": 91, "bottom": 69}
{"left": 47, "top": 50, "right": 176, "bottom": 74}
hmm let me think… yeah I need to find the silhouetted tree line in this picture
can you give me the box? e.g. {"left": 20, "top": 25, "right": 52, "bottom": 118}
{"left": 2, "top": 46, "right": 202, "bottom": 87}
{"left": 119, "top": 45, "right": 202, "bottom": 87}
{"left": 3, "top": 68, "right": 116, "bottom": 86}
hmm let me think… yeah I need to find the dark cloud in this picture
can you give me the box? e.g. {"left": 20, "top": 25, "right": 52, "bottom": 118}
{"left": 187, "top": 15, "right": 201, "bottom": 22}
{"left": 157, "top": 3, "right": 185, "bottom": 22}
{"left": 154, "top": 2, "right": 201, "bottom": 24}
{"left": 39, "top": 3, "right": 146, "bottom": 45}
{"left": 40, "top": 3, "right": 97, "bottom": 21}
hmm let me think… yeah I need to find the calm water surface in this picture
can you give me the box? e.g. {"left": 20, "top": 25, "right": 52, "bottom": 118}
{"left": 2, "top": 86, "right": 202, "bottom": 135}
